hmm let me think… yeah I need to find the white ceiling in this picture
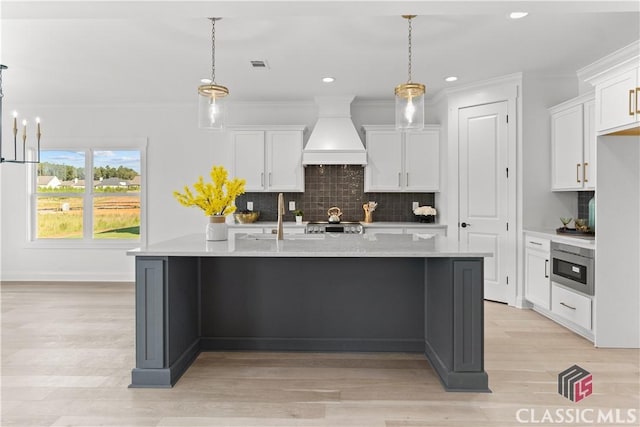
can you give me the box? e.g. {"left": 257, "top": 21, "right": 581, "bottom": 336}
{"left": 1, "top": 1, "right": 639, "bottom": 105}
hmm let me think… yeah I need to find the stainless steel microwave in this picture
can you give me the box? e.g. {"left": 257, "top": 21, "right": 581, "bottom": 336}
{"left": 550, "top": 242, "right": 595, "bottom": 296}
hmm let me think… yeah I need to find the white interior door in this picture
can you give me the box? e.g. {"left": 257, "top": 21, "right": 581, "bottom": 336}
{"left": 459, "top": 101, "right": 510, "bottom": 303}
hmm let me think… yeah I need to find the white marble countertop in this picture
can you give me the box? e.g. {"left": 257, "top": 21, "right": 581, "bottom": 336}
{"left": 524, "top": 228, "right": 596, "bottom": 250}
{"left": 128, "top": 233, "right": 491, "bottom": 258}
{"left": 228, "top": 221, "right": 445, "bottom": 228}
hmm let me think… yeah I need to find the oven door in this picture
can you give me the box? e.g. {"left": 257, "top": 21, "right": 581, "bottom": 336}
{"left": 551, "top": 250, "right": 594, "bottom": 295}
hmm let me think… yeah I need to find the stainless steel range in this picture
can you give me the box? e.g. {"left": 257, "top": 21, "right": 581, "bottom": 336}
{"left": 306, "top": 221, "right": 363, "bottom": 234}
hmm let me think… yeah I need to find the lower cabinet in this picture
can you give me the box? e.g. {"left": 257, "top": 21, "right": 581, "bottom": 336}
{"left": 524, "top": 236, "right": 551, "bottom": 310}
{"left": 524, "top": 232, "right": 594, "bottom": 341}
{"left": 551, "top": 283, "right": 592, "bottom": 331}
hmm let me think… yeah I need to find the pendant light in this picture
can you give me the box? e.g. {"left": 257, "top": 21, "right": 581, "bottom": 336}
{"left": 198, "top": 18, "right": 229, "bottom": 130}
{"left": 395, "top": 15, "right": 425, "bottom": 131}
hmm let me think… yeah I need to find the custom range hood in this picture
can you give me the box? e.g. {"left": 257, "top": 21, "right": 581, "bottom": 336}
{"left": 302, "top": 96, "right": 367, "bottom": 165}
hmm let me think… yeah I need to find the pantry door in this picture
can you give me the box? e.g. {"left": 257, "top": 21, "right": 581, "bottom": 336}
{"left": 458, "top": 101, "right": 511, "bottom": 303}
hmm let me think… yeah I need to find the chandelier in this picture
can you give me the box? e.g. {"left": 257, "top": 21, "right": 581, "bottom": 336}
{"left": 0, "top": 64, "right": 41, "bottom": 164}
{"left": 198, "top": 18, "right": 229, "bottom": 130}
{"left": 395, "top": 15, "right": 425, "bottom": 131}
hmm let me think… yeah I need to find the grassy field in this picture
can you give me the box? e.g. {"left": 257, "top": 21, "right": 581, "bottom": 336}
{"left": 37, "top": 196, "right": 140, "bottom": 239}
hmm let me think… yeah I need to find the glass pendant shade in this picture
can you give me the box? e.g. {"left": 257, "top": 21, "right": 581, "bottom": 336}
{"left": 395, "top": 83, "right": 425, "bottom": 131}
{"left": 198, "top": 84, "right": 228, "bottom": 130}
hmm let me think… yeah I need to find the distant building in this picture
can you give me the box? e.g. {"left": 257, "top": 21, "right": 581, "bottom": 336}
{"left": 94, "top": 177, "right": 128, "bottom": 188}
{"left": 37, "top": 176, "right": 61, "bottom": 188}
{"left": 127, "top": 175, "right": 141, "bottom": 189}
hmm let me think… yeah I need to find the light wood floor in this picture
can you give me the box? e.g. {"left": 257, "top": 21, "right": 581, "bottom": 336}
{"left": 1, "top": 282, "right": 638, "bottom": 427}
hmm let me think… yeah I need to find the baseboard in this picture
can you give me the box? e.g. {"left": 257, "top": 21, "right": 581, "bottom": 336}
{"left": 200, "top": 337, "right": 425, "bottom": 352}
{"left": 0, "top": 271, "right": 134, "bottom": 282}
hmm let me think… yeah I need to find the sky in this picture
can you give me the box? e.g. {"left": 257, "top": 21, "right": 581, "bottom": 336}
{"left": 40, "top": 150, "right": 141, "bottom": 173}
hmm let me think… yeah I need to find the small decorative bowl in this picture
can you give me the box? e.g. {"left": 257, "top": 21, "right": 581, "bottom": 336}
{"left": 234, "top": 211, "right": 260, "bottom": 224}
{"left": 574, "top": 218, "right": 589, "bottom": 232}
{"left": 415, "top": 214, "right": 435, "bottom": 223}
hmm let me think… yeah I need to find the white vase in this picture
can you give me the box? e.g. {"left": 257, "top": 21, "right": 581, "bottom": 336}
{"left": 206, "top": 215, "right": 228, "bottom": 241}
{"left": 295, "top": 216, "right": 303, "bottom": 225}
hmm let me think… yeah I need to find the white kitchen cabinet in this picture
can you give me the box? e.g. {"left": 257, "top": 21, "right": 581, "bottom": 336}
{"left": 524, "top": 235, "right": 551, "bottom": 310}
{"left": 594, "top": 66, "right": 639, "bottom": 133}
{"left": 230, "top": 126, "right": 305, "bottom": 192}
{"left": 549, "top": 94, "right": 595, "bottom": 191}
{"left": 551, "top": 283, "right": 592, "bottom": 331}
{"left": 363, "top": 125, "right": 440, "bottom": 192}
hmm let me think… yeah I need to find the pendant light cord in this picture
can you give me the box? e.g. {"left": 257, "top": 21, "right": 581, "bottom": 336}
{"left": 210, "top": 18, "right": 216, "bottom": 84}
{"left": 407, "top": 16, "right": 413, "bottom": 83}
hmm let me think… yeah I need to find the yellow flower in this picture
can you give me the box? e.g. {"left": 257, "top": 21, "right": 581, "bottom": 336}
{"left": 173, "top": 165, "right": 246, "bottom": 216}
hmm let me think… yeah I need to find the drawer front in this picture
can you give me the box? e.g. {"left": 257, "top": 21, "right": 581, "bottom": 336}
{"left": 525, "top": 235, "right": 550, "bottom": 252}
{"left": 551, "top": 283, "right": 592, "bottom": 330}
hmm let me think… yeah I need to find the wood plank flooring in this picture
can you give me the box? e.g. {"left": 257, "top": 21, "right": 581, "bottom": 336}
{"left": 1, "top": 281, "right": 638, "bottom": 426}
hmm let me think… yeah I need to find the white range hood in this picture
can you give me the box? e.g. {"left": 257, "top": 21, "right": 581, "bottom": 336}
{"left": 302, "top": 96, "right": 367, "bottom": 165}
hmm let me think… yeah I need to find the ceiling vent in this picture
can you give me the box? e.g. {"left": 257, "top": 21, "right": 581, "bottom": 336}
{"left": 250, "top": 60, "right": 269, "bottom": 69}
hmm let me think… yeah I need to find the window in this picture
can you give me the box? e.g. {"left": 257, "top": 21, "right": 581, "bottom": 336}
{"left": 32, "top": 145, "right": 145, "bottom": 246}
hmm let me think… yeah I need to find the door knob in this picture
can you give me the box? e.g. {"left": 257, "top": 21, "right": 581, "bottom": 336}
{"left": 460, "top": 222, "right": 470, "bottom": 228}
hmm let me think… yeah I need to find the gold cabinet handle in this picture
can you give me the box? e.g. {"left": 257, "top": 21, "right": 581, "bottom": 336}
{"left": 583, "top": 162, "right": 588, "bottom": 183}
{"left": 576, "top": 163, "right": 581, "bottom": 183}
{"left": 630, "top": 89, "right": 635, "bottom": 116}
{"left": 636, "top": 87, "right": 640, "bottom": 114}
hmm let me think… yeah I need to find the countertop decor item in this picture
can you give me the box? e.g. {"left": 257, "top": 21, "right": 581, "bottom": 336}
{"left": 362, "top": 201, "right": 377, "bottom": 223}
{"left": 413, "top": 205, "right": 437, "bottom": 223}
{"left": 234, "top": 211, "right": 260, "bottom": 224}
{"left": 588, "top": 197, "right": 595, "bottom": 231}
{"left": 560, "top": 217, "right": 573, "bottom": 229}
{"left": 327, "top": 207, "right": 342, "bottom": 223}
{"left": 173, "top": 165, "right": 246, "bottom": 240}
{"left": 293, "top": 209, "right": 304, "bottom": 224}
{"left": 556, "top": 219, "right": 594, "bottom": 236}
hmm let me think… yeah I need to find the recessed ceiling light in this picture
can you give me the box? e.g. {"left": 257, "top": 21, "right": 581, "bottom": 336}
{"left": 322, "top": 77, "right": 335, "bottom": 83}
{"left": 445, "top": 76, "right": 458, "bottom": 82}
{"left": 509, "top": 12, "right": 528, "bottom": 19}
{"left": 200, "top": 78, "right": 212, "bottom": 84}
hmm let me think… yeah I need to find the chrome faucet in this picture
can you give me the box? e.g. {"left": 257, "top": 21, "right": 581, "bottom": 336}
{"left": 277, "top": 193, "right": 284, "bottom": 240}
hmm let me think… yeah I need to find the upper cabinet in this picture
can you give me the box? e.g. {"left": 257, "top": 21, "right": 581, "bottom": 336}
{"left": 578, "top": 40, "right": 640, "bottom": 135}
{"left": 550, "top": 94, "right": 595, "bottom": 191}
{"left": 594, "top": 66, "right": 639, "bottom": 133}
{"left": 230, "top": 126, "right": 306, "bottom": 192}
{"left": 363, "top": 125, "right": 440, "bottom": 193}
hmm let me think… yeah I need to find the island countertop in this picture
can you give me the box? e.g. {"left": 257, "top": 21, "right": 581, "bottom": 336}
{"left": 127, "top": 233, "right": 492, "bottom": 258}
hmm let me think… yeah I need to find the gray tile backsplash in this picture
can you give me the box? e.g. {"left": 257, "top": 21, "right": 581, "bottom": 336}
{"left": 577, "top": 191, "right": 595, "bottom": 221}
{"left": 236, "top": 165, "right": 435, "bottom": 222}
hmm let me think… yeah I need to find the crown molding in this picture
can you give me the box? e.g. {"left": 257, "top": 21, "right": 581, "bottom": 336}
{"left": 577, "top": 39, "right": 640, "bottom": 85}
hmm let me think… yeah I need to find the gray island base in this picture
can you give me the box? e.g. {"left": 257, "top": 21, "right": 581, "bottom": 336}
{"left": 128, "top": 233, "right": 491, "bottom": 392}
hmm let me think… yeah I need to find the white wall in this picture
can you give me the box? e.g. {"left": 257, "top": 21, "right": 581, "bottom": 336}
{"left": 1, "top": 99, "right": 419, "bottom": 281}
{"left": 521, "top": 73, "right": 579, "bottom": 229}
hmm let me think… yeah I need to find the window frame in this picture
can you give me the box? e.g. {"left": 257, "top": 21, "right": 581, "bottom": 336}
{"left": 27, "top": 138, "right": 147, "bottom": 249}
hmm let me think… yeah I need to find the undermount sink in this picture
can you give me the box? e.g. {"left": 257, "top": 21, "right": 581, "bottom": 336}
{"left": 239, "top": 233, "right": 326, "bottom": 241}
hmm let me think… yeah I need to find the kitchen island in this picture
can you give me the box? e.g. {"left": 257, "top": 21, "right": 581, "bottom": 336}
{"left": 127, "top": 233, "right": 491, "bottom": 392}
